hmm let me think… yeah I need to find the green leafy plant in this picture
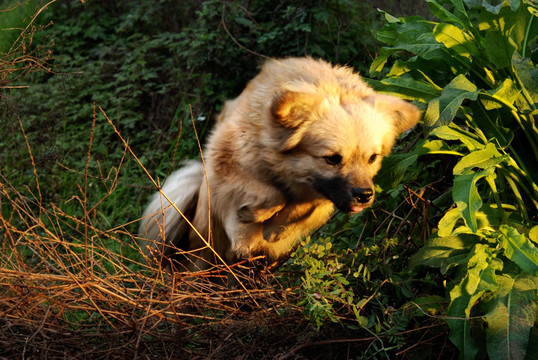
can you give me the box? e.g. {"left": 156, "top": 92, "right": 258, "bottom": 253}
{"left": 370, "top": 0, "right": 538, "bottom": 358}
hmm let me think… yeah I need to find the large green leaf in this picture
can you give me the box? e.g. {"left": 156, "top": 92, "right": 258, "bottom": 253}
{"left": 447, "top": 244, "right": 499, "bottom": 360}
{"left": 438, "top": 208, "right": 464, "bottom": 237}
{"left": 530, "top": 225, "right": 538, "bottom": 245}
{"left": 375, "top": 139, "right": 460, "bottom": 190}
{"left": 453, "top": 143, "right": 508, "bottom": 175}
{"left": 453, "top": 167, "right": 495, "bottom": 233}
{"left": 426, "top": 0, "right": 474, "bottom": 33}
{"left": 484, "top": 273, "right": 538, "bottom": 360}
{"left": 410, "top": 234, "right": 478, "bottom": 274}
{"left": 424, "top": 75, "right": 479, "bottom": 129}
{"left": 480, "top": 79, "right": 521, "bottom": 110}
{"left": 370, "top": 17, "right": 445, "bottom": 75}
{"left": 478, "top": 0, "right": 522, "bottom": 14}
{"left": 434, "top": 23, "right": 480, "bottom": 61}
{"left": 498, "top": 226, "right": 538, "bottom": 276}
{"left": 365, "top": 76, "right": 441, "bottom": 102}
{"left": 437, "top": 205, "right": 503, "bottom": 237}
{"left": 370, "top": 47, "right": 399, "bottom": 75}
{"left": 429, "top": 123, "right": 484, "bottom": 151}
{"left": 512, "top": 53, "right": 538, "bottom": 112}
{"left": 479, "top": 2, "right": 519, "bottom": 69}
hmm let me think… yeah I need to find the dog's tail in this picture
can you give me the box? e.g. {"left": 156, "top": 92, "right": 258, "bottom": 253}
{"left": 138, "top": 161, "right": 204, "bottom": 267}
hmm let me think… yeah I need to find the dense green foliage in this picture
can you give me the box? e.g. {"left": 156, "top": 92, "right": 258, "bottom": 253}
{"left": 369, "top": 0, "right": 538, "bottom": 358}
{"left": 1, "top": 0, "right": 537, "bottom": 358}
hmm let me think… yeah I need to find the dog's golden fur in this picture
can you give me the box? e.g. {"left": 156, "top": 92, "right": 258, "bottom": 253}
{"left": 139, "top": 57, "right": 420, "bottom": 271}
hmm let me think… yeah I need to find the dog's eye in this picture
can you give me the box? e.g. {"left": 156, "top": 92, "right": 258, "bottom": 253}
{"left": 323, "top": 154, "right": 342, "bottom": 166}
{"left": 368, "top": 154, "right": 378, "bottom": 164}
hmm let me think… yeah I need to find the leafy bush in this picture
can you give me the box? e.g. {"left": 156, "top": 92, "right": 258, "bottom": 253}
{"left": 370, "top": 0, "right": 538, "bottom": 358}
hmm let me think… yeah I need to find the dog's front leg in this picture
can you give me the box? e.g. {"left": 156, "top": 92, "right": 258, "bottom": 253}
{"left": 236, "top": 190, "right": 286, "bottom": 224}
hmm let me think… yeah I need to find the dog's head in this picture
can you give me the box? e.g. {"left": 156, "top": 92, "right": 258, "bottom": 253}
{"left": 267, "top": 83, "right": 420, "bottom": 213}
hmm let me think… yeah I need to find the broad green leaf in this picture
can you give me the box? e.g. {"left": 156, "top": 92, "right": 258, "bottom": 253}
{"left": 512, "top": 53, "right": 538, "bottom": 112}
{"left": 410, "top": 234, "right": 478, "bottom": 273}
{"left": 375, "top": 152, "right": 418, "bottom": 190}
{"left": 498, "top": 225, "right": 538, "bottom": 276}
{"left": 511, "top": 5, "right": 538, "bottom": 57}
{"left": 369, "top": 47, "right": 397, "bottom": 75}
{"left": 365, "top": 76, "right": 441, "bottom": 102}
{"left": 453, "top": 143, "right": 507, "bottom": 175}
{"left": 438, "top": 205, "right": 502, "bottom": 237}
{"left": 377, "top": 9, "right": 401, "bottom": 24}
{"left": 480, "top": 79, "right": 521, "bottom": 110}
{"left": 479, "top": 3, "right": 518, "bottom": 69}
{"left": 420, "top": 138, "right": 463, "bottom": 156}
{"left": 371, "top": 17, "right": 446, "bottom": 76}
{"left": 462, "top": 0, "right": 482, "bottom": 9}
{"left": 484, "top": 273, "right": 538, "bottom": 360}
{"left": 386, "top": 59, "right": 415, "bottom": 77}
{"left": 429, "top": 123, "right": 484, "bottom": 151}
{"left": 453, "top": 167, "right": 495, "bottom": 233}
{"left": 376, "top": 138, "right": 463, "bottom": 190}
{"left": 447, "top": 244, "right": 496, "bottom": 360}
{"left": 424, "top": 75, "right": 479, "bottom": 129}
{"left": 426, "top": 0, "right": 472, "bottom": 31}
{"left": 529, "top": 226, "right": 538, "bottom": 245}
{"left": 438, "top": 208, "right": 463, "bottom": 236}
{"left": 480, "top": 0, "right": 521, "bottom": 13}
{"left": 433, "top": 23, "right": 480, "bottom": 60}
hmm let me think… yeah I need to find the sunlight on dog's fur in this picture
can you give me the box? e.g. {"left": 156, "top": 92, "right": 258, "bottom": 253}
{"left": 139, "top": 57, "right": 420, "bottom": 272}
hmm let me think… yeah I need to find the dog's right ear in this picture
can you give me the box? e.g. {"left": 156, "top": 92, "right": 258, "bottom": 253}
{"left": 370, "top": 94, "right": 421, "bottom": 134}
{"left": 270, "top": 90, "right": 322, "bottom": 151}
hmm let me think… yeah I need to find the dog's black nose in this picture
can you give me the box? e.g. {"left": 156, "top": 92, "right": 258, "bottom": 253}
{"left": 353, "top": 187, "right": 374, "bottom": 204}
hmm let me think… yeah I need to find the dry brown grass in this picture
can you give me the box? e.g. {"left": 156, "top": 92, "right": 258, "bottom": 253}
{"left": 0, "top": 108, "right": 452, "bottom": 359}
{"left": 0, "top": 104, "right": 321, "bottom": 358}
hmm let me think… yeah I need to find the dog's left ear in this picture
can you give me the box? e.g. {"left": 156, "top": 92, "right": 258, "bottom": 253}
{"left": 371, "top": 94, "right": 421, "bottom": 134}
{"left": 270, "top": 90, "right": 324, "bottom": 151}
